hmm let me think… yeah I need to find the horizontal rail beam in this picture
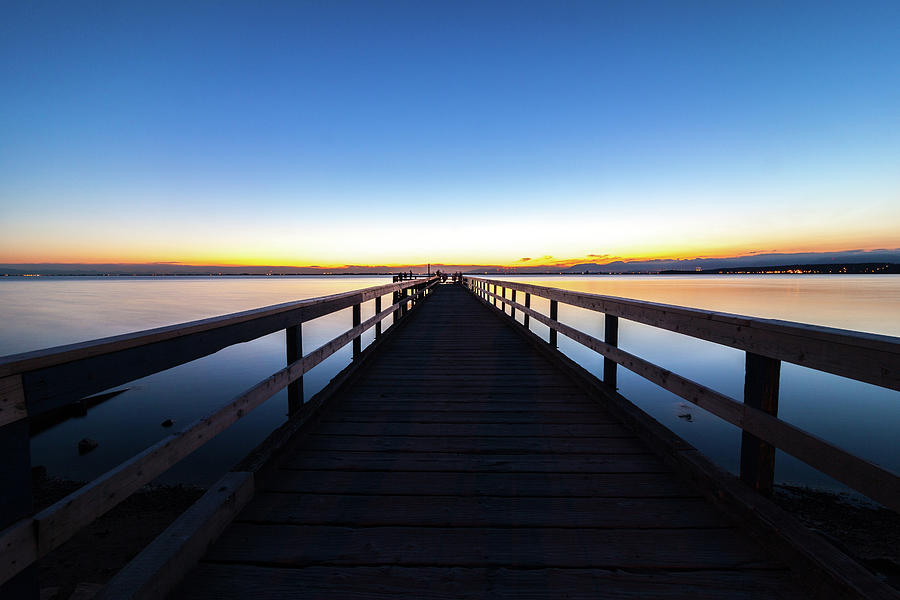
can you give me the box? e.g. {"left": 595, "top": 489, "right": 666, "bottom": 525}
{"left": 0, "top": 278, "right": 436, "bottom": 420}
{"left": 467, "top": 277, "right": 900, "bottom": 391}
{"left": 477, "top": 285, "right": 900, "bottom": 511}
{"left": 0, "top": 285, "right": 433, "bottom": 586}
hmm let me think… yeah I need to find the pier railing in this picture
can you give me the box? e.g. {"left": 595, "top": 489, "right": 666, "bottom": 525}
{"left": 0, "top": 276, "right": 439, "bottom": 588}
{"left": 464, "top": 276, "right": 900, "bottom": 511}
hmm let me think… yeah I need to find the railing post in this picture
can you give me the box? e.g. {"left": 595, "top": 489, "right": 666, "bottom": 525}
{"left": 500, "top": 286, "right": 506, "bottom": 314}
{"left": 352, "top": 303, "right": 361, "bottom": 359}
{"left": 524, "top": 293, "right": 531, "bottom": 328}
{"left": 392, "top": 290, "right": 399, "bottom": 324}
{"left": 549, "top": 300, "right": 558, "bottom": 347}
{"left": 740, "top": 352, "right": 781, "bottom": 496}
{"left": 286, "top": 324, "right": 303, "bottom": 414}
{"left": 510, "top": 289, "right": 516, "bottom": 320}
{"left": 0, "top": 376, "right": 37, "bottom": 598}
{"left": 492, "top": 284, "right": 497, "bottom": 307}
{"left": 604, "top": 314, "right": 618, "bottom": 390}
{"left": 375, "top": 296, "right": 382, "bottom": 338}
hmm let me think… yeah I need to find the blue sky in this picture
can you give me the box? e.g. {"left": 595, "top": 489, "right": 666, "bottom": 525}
{"left": 2, "top": 1, "right": 898, "bottom": 266}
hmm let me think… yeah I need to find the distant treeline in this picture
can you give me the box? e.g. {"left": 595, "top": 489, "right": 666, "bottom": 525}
{"left": 661, "top": 263, "right": 900, "bottom": 275}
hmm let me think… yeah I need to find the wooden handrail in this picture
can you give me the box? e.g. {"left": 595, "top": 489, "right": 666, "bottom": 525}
{"left": 0, "top": 278, "right": 432, "bottom": 423}
{"left": 465, "top": 277, "right": 900, "bottom": 512}
{"left": 468, "top": 277, "right": 900, "bottom": 390}
{"left": 0, "top": 277, "right": 440, "bottom": 587}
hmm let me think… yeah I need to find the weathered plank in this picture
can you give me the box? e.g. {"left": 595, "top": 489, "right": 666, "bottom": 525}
{"left": 175, "top": 564, "right": 801, "bottom": 600}
{"left": 206, "top": 524, "right": 773, "bottom": 569}
{"left": 240, "top": 493, "right": 729, "bottom": 528}
{"left": 312, "top": 421, "right": 632, "bottom": 437}
{"left": 260, "top": 470, "right": 699, "bottom": 498}
{"left": 280, "top": 451, "right": 666, "bottom": 473}
{"left": 322, "top": 411, "right": 620, "bottom": 424}
{"left": 298, "top": 434, "right": 650, "bottom": 454}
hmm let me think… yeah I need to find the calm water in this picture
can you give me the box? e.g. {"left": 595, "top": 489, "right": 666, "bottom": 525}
{"left": 1, "top": 275, "right": 898, "bottom": 494}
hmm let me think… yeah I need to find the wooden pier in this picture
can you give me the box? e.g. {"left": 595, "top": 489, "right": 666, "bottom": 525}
{"left": 1, "top": 278, "right": 899, "bottom": 599}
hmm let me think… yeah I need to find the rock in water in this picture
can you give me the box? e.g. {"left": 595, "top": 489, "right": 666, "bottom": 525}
{"left": 77, "top": 438, "right": 99, "bottom": 454}
{"left": 160, "top": 418, "right": 175, "bottom": 427}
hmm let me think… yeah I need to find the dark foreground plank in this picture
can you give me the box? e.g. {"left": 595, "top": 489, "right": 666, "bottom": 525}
{"left": 206, "top": 524, "right": 775, "bottom": 570}
{"left": 261, "top": 470, "right": 700, "bottom": 498}
{"left": 176, "top": 564, "right": 801, "bottom": 600}
{"left": 280, "top": 451, "right": 667, "bottom": 473}
{"left": 239, "top": 493, "right": 730, "bottom": 528}
{"left": 298, "top": 434, "right": 650, "bottom": 454}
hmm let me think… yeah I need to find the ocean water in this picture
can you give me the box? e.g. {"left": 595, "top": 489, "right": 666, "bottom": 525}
{"left": 1, "top": 274, "right": 898, "bottom": 493}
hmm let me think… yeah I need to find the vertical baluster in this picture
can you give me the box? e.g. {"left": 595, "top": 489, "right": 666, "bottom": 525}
{"left": 549, "top": 299, "right": 558, "bottom": 347}
{"left": 510, "top": 289, "right": 516, "bottom": 320}
{"left": 524, "top": 293, "right": 531, "bottom": 329}
{"left": 739, "top": 352, "right": 781, "bottom": 496}
{"left": 603, "top": 315, "right": 618, "bottom": 390}
{"left": 286, "top": 324, "right": 303, "bottom": 414}
{"left": 375, "top": 296, "right": 382, "bottom": 338}
{"left": 352, "top": 303, "right": 361, "bottom": 359}
{"left": 392, "top": 289, "right": 399, "bottom": 325}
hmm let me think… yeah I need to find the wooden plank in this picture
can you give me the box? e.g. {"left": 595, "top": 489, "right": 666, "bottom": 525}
{"left": 176, "top": 564, "right": 802, "bottom": 600}
{"left": 261, "top": 470, "right": 699, "bottom": 498}
{"left": 312, "top": 421, "right": 631, "bottom": 437}
{"left": 335, "top": 399, "right": 600, "bottom": 411}
{"left": 96, "top": 471, "right": 255, "bottom": 600}
{"left": 298, "top": 434, "right": 650, "bottom": 454}
{"left": 323, "top": 411, "right": 618, "bottom": 424}
{"left": 0, "top": 375, "right": 27, "bottom": 427}
{"left": 240, "top": 493, "right": 728, "bottom": 528}
{"left": 279, "top": 451, "right": 666, "bottom": 473}
{"left": 469, "top": 277, "right": 900, "bottom": 391}
{"left": 206, "top": 524, "right": 772, "bottom": 569}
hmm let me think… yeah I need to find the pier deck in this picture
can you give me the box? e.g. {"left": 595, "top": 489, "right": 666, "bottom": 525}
{"left": 172, "top": 285, "right": 805, "bottom": 598}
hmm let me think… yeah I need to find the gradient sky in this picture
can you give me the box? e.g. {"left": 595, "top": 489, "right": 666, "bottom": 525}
{"left": 2, "top": 1, "right": 899, "bottom": 267}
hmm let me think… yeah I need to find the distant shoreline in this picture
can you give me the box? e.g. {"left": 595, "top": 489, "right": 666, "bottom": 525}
{"left": 1, "top": 262, "right": 898, "bottom": 277}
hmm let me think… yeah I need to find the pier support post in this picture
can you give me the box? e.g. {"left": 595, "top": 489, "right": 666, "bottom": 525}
{"left": 492, "top": 285, "right": 497, "bottom": 308}
{"left": 286, "top": 324, "right": 303, "bottom": 414}
{"left": 604, "top": 315, "right": 618, "bottom": 390}
{"left": 0, "top": 376, "right": 37, "bottom": 599}
{"left": 500, "top": 287, "right": 506, "bottom": 314}
{"left": 352, "top": 303, "right": 361, "bottom": 359}
{"left": 375, "top": 296, "right": 382, "bottom": 339}
{"left": 740, "top": 352, "right": 781, "bottom": 496}
{"left": 510, "top": 289, "right": 516, "bottom": 320}
{"left": 549, "top": 300, "right": 558, "bottom": 347}
{"left": 524, "top": 293, "right": 531, "bottom": 329}
{"left": 393, "top": 290, "right": 399, "bottom": 324}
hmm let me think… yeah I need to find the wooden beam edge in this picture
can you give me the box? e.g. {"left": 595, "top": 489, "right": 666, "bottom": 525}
{"left": 468, "top": 286, "right": 900, "bottom": 600}
{"left": 95, "top": 471, "right": 255, "bottom": 600}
